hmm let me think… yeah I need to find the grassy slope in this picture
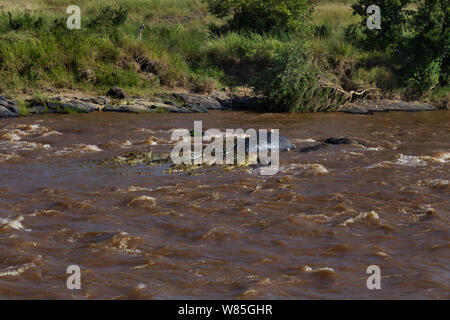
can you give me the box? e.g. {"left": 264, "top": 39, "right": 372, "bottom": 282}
{"left": 0, "top": 0, "right": 447, "bottom": 107}
{"left": 0, "top": 0, "right": 215, "bottom": 96}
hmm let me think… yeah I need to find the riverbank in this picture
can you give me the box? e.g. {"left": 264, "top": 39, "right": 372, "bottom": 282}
{"left": 0, "top": 89, "right": 256, "bottom": 117}
{"left": 0, "top": 87, "right": 442, "bottom": 119}
{"left": 0, "top": 0, "right": 448, "bottom": 112}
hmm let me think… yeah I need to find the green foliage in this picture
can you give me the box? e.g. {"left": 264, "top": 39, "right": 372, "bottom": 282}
{"left": 404, "top": 60, "right": 441, "bottom": 95}
{"left": 87, "top": 5, "right": 129, "bottom": 30}
{"left": 346, "top": 0, "right": 448, "bottom": 98}
{"left": 401, "top": 0, "right": 449, "bottom": 96}
{"left": 258, "top": 42, "right": 346, "bottom": 112}
{"left": 30, "top": 93, "right": 49, "bottom": 106}
{"left": 193, "top": 32, "right": 285, "bottom": 86}
{"left": 0, "top": 17, "right": 145, "bottom": 92}
{"left": 314, "top": 24, "right": 332, "bottom": 38}
{"left": 0, "top": 4, "right": 166, "bottom": 93}
{"left": 17, "top": 101, "right": 31, "bottom": 116}
{"left": 86, "top": 5, "right": 129, "bottom": 43}
{"left": 0, "top": 0, "right": 447, "bottom": 109}
{"left": 6, "top": 11, "right": 44, "bottom": 31}
{"left": 204, "top": 0, "right": 313, "bottom": 33}
{"left": 203, "top": 32, "right": 282, "bottom": 68}
{"left": 345, "top": 0, "right": 413, "bottom": 51}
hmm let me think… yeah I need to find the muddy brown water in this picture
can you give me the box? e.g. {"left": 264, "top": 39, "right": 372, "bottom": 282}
{"left": 0, "top": 110, "right": 449, "bottom": 299}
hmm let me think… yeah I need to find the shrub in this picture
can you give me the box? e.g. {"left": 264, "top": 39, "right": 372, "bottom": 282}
{"left": 258, "top": 42, "right": 347, "bottom": 112}
{"left": 204, "top": 0, "right": 313, "bottom": 33}
{"left": 87, "top": 5, "right": 129, "bottom": 31}
{"left": 345, "top": 0, "right": 413, "bottom": 51}
{"left": 401, "top": 0, "right": 449, "bottom": 96}
{"left": 199, "top": 32, "right": 284, "bottom": 85}
{"left": 314, "top": 24, "right": 332, "bottom": 39}
{"left": 192, "top": 76, "right": 217, "bottom": 94}
{"left": 404, "top": 60, "right": 441, "bottom": 95}
{"left": 347, "top": 0, "right": 449, "bottom": 98}
{"left": 1, "top": 11, "right": 44, "bottom": 32}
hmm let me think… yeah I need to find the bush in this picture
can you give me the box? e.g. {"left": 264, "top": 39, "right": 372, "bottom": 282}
{"left": 192, "top": 75, "right": 217, "bottom": 94}
{"left": 199, "top": 32, "right": 284, "bottom": 85}
{"left": 204, "top": 32, "right": 282, "bottom": 67}
{"left": 204, "top": 0, "right": 313, "bottom": 33}
{"left": 258, "top": 42, "right": 347, "bottom": 112}
{"left": 0, "top": 11, "right": 44, "bottom": 32}
{"left": 314, "top": 24, "right": 332, "bottom": 39}
{"left": 401, "top": 0, "right": 449, "bottom": 96}
{"left": 346, "top": 0, "right": 413, "bottom": 51}
{"left": 347, "top": 0, "right": 449, "bottom": 98}
{"left": 404, "top": 60, "right": 442, "bottom": 95}
{"left": 87, "top": 5, "right": 129, "bottom": 31}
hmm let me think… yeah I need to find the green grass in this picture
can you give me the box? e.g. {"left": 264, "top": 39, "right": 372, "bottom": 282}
{"left": 0, "top": 0, "right": 213, "bottom": 95}
{"left": 17, "top": 101, "right": 31, "bottom": 116}
{"left": 308, "top": 1, "right": 408, "bottom": 98}
{"left": 0, "top": 0, "right": 447, "bottom": 110}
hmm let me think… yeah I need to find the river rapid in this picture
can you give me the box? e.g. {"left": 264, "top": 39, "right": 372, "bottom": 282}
{"left": 0, "top": 110, "right": 449, "bottom": 299}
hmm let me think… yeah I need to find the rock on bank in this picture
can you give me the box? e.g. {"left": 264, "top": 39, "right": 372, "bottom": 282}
{"left": 0, "top": 96, "right": 19, "bottom": 118}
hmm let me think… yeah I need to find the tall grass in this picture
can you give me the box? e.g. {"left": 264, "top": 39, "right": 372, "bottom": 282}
{"left": 0, "top": 0, "right": 212, "bottom": 94}
{"left": 0, "top": 0, "right": 446, "bottom": 109}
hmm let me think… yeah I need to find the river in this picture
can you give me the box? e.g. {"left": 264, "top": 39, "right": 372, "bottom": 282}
{"left": 0, "top": 110, "right": 449, "bottom": 299}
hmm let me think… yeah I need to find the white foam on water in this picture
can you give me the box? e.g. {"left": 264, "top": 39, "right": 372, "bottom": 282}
{"left": 252, "top": 163, "right": 329, "bottom": 176}
{"left": 0, "top": 152, "right": 21, "bottom": 162}
{"left": 120, "top": 140, "right": 133, "bottom": 148}
{"left": 301, "top": 266, "right": 336, "bottom": 276}
{"left": 0, "top": 132, "right": 22, "bottom": 141}
{"left": 368, "top": 152, "right": 450, "bottom": 169}
{"left": 146, "top": 138, "right": 158, "bottom": 146}
{"left": 115, "top": 186, "right": 154, "bottom": 193}
{"left": 41, "top": 130, "right": 63, "bottom": 137}
{"left": 0, "top": 263, "right": 35, "bottom": 278}
{"left": 303, "top": 266, "right": 335, "bottom": 273}
{"left": 80, "top": 144, "right": 102, "bottom": 152}
{"left": 363, "top": 146, "right": 384, "bottom": 151}
{"left": 1, "top": 124, "right": 51, "bottom": 138}
{"left": 133, "top": 128, "right": 156, "bottom": 134}
{"left": 127, "top": 195, "right": 157, "bottom": 208}
{"left": 136, "top": 283, "right": 147, "bottom": 290}
{"left": 107, "top": 232, "right": 142, "bottom": 255}
{"left": 55, "top": 144, "right": 103, "bottom": 155}
{"left": 339, "top": 211, "right": 380, "bottom": 227}
{"left": 8, "top": 141, "right": 51, "bottom": 151}
{"left": 416, "top": 179, "right": 449, "bottom": 188}
{"left": 118, "top": 237, "right": 142, "bottom": 254}
{"left": 285, "top": 163, "right": 329, "bottom": 174}
{"left": 295, "top": 138, "right": 317, "bottom": 143}
{"left": 304, "top": 163, "right": 329, "bottom": 174}
{"left": 395, "top": 155, "right": 429, "bottom": 167}
{"left": 0, "top": 216, "right": 30, "bottom": 231}
{"left": 0, "top": 123, "right": 55, "bottom": 151}
{"left": 433, "top": 152, "right": 450, "bottom": 163}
